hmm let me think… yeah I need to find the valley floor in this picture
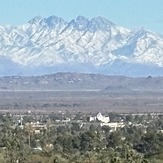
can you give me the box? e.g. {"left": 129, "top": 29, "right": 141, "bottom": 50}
{"left": 0, "top": 90, "right": 163, "bottom": 113}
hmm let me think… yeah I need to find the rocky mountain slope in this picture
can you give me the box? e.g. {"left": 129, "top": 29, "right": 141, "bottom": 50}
{"left": 0, "top": 16, "right": 163, "bottom": 76}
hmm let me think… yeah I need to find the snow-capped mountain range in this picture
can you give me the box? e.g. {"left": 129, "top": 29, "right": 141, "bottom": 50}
{"left": 0, "top": 15, "right": 163, "bottom": 76}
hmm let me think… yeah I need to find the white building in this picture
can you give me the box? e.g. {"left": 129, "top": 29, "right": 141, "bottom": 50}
{"left": 89, "top": 112, "right": 110, "bottom": 123}
{"left": 100, "top": 122, "right": 125, "bottom": 131}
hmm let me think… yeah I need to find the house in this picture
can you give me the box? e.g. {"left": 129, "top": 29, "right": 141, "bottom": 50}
{"left": 89, "top": 112, "right": 110, "bottom": 123}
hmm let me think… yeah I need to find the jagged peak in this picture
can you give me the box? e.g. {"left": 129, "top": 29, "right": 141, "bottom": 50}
{"left": 67, "top": 15, "right": 115, "bottom": 31}
{"left": 91, "top": 16, "right": 114, "bottom": 25}
{"left": 27, "top": 15, "right": 117, "bottom": 31}
{"left": 44, "top": 15, "right": 66, "bottom": 27}
{"left": 66, "top": 16, "right": 89, "bottom": 31}
{"left": 28, "top": 16, "right": 43, "bottom": 24}
{"left": 76, "top": 15, "right": 89, "bottom": 23}
{"left": 88, "top": 16, "right": 115, "bottom": 31}
{"left": 28, "top": 15, "right": 66, "bottom": 27}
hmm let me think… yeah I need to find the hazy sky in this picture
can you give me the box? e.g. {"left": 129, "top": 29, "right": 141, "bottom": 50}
{"left": 0, "top": 0, "right": 163, "bottom": 34}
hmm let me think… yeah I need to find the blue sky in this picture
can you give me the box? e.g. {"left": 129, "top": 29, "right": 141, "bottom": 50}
{"left": 0, "top": 0, "right": 163, "bottom": 34}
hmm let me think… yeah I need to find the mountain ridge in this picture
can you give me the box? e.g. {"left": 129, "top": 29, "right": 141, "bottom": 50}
{"left": 0, "top": 72, "right": 163, "bottom": 91}
{"left": 0, "top": 15, "right": 163, "bottom": 76}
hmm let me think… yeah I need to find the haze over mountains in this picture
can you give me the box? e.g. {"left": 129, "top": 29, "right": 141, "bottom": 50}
{"left": 0, "top": 15, "right": 163, "bottom": 76}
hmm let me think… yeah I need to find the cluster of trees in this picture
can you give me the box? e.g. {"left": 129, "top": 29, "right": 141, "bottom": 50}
{"left": 0, "top": 113, "right": 162, "bottom": 163}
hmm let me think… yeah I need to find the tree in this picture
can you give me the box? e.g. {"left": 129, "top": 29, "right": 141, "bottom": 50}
{"left": 106, "top": 131, "right": 123, "bottom": 149}
{"left": 3, "top": 127, "right": 30, "bottom": 163}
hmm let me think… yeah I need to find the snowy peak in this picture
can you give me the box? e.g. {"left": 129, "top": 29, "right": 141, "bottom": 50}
{"left": 28, "top": 15, "right": 66, "bottom": 28}
{"left": 28, "top": 16, "right": 43, "bottom": 24}
{"left": 67, "top": 16, "right": 115, "bottom": 32}
{"left": 0, "top": 15, "right": 163, "bottom": 76}
{"left": 43, "top": 15, "right": 66, "bottom": 27}
{"left": 70, "top": 15, "right": 90, "bottom": 31}
{"left": 90, "top": 16, "right": 115, "bottom": 31}
{"left": 76, "top": 15, "right": 89, "bottom": 23}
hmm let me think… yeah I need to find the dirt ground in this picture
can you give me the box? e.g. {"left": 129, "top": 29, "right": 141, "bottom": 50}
{"left": 0, "top": 90, "right": 163, "bottom": 114}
